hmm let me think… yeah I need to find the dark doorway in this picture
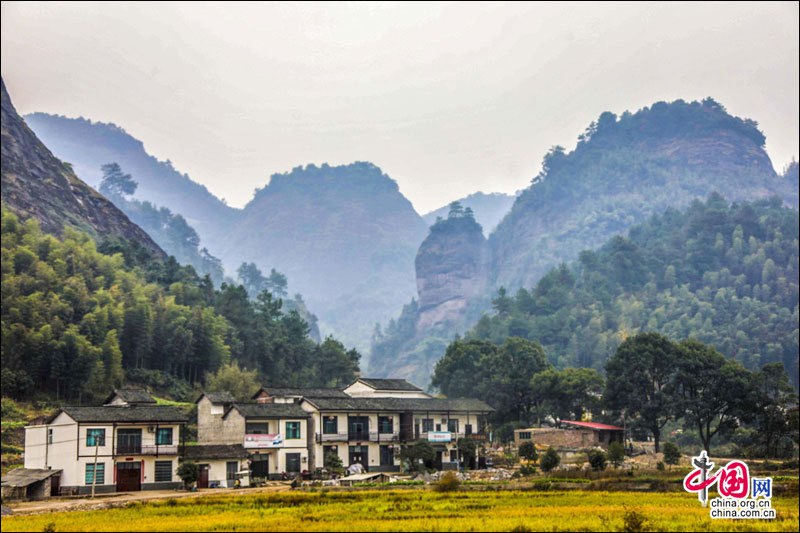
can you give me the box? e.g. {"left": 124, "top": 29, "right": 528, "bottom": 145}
{"left": 286, "top": 453, "right": 301, "bottom": 473}
{"left": 50, "top": 474, "right": 60, "bottom": 496}
{"left": 349, "top": 445, "right": 368, "bottom": 471}
{"left": 251, "top": 454, "right": 269, "bottom": 478}
{"left": 348, "top": 416, "right": 369, "bottom": 441}
{"left": 116, "top": 462, "right": 141, "bottom": 492}
{"left": 197, "top": 464, "right": 209, "bottom": 488}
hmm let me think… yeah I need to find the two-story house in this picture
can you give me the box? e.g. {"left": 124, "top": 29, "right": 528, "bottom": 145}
{"left": 196, "top": 393, "right": 311, "bottom": 480}
{"left": 23, "top": 389, "right": 187, "bottom": 494}
{"left": 254, "top": 378, "right": 494, "bottom": 473}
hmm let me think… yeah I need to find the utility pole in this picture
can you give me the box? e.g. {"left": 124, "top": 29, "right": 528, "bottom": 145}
{"left": 91, "top": 439, "right": 100, "bottom": 498}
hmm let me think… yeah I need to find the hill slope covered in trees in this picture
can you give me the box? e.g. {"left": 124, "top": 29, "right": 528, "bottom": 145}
{"left": 470, "top": 194, "right": 799, "bottom": 385}
{"left": 373, "top": 98, "right": 798, "bottom": 385}
{"left": 1, "top": 205, "right": 360, "bottom": 402}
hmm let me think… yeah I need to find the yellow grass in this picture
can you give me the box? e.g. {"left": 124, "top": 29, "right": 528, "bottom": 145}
{"left": 2, "top": 490, "right": 798, "bottom": 532}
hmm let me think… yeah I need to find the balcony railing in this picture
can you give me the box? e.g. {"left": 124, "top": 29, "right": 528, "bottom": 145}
{"left": 115, "top": 444, "right": 178, "bottom": 455}
{"left": 316, "top": 431, "right": 401, "bottom": 443}
{"left": 414, "top": 431, "right": 488, "bottom": 442}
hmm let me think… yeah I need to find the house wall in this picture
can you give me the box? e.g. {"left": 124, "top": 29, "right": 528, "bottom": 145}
{"left": 514, "top": 428, "right": 599, "bottom": 449}
{"left": 24, "top": 414, "right": 181, "bottom": 492}
{"left": 197, "top": 397, "right": 227, "bottom": 444}
{"left": 196, "top": 458, "right": 247, "bottom": 488}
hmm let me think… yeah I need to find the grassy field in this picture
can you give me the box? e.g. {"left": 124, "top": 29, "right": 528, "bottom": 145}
{"left": 2, "top": 490, "right": 798, "bottom": 532}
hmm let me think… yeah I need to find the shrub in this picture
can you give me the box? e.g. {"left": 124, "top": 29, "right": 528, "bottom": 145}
{"left": 433, "top": 471, "right": 461, "bottom": 492}
{"left": 588, "top": 449, "right": 607, "bottom": 471}
{"left": 176, "top": 461, "right": 199, "bottom": 489}
{"left": 518, "top": 441, "right": 538, "bottom": 463}
{"left": 607, "top": 442, "right": 625, "bottom": 468}
{"left": 42, "top": 522, "right": 56, "bottom": 533}
{"left": 621, "top": 507, "right": 649, "bottom": 532}
{"left": 519, "top": 464, "right": 537, "bottom": 476}
{"left": 539, "top": 447, "right": 560, "bottom": 474}
{"left": 324, "top": 452, "right": 343, "bottom": 470}
{"left": 662, "top": 442, "right": 680, "bottom": 469}
{"left": 656, "top": 461, "right": 665, "bottom": 471}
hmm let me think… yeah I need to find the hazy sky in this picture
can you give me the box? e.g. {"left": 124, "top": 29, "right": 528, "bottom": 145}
{"left": 2, "top": 2, "right": 798, "bottom": 214}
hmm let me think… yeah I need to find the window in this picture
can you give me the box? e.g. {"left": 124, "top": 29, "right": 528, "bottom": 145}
{"left": 422, "top": 419, "right": 434, "bottom": 432}
{"left": 154, "top": 460, "right": 172, "bottom": 482}
{"left": 47, "top": 428, "right": 53, "bottom": 444}
{"left": 465, "top": 424, "right": 473, "bottom": 435}
{"left": 87, "top": 428, "right": 105, "bottom": 447}
{"left": 286, "top": 421, "right": 301, "bottom": 439}
{"left": 380, "top": 445, "right": 394, "bottom": 466}
{"left": 117, "top": 429, "right": 142, "bottom": 454}
{"left": 323, "top": 416, "right": 338, "bottom": 434}
{"left": 246, "top": 422, "right": 269, "bottom": 434}
{"left": 449, "top": 449, "right": 458, "bottom": 462}
{"left": 378, "top": 416, "right": 393, "bottom": 434}
{"left": 156, "top": 428, "right": 173, "bottom": 446}
{"left": 519, "top": 432, "right": 532, "bottom": 440}
{"left": 85, "top": 463, "right": 105, "bottom": 485}
{"left": 447, "top": 419, "right": 459, "bottom": 433}
{"left": 435, "top": 423, "right": 442, "bottom": 432}
{"left": 226, "top": 461, "right": 238, "bottom": 482}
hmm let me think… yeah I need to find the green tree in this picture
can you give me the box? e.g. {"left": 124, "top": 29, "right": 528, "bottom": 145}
{"left": 204, "top": 362, "right": 259, "bottom": 400}
{"left": 752, "top": 363, "right": 798, "bottom": 457}
{"left": 604, "top": 333, "right": 679, "bottom": 452}
{"left": 607, "top": 441, "right": 625, "bottom": 468}
{"left": 662, "top": 442, "right": 681, "bottom": 469}
{"left": 539, "top": 446, "right": 560, "bottom": 474}
{"left": 673, "top": 339, "right": 756, "bottom": 454}
{"left": 518, "top": 441, "right": 538, "bottom": 463}
{"left": 99, "top": 163, "right": 138, "bottom": 198}
{"left": 176, "top": 461, "right": 199, "bottom": 489}
{"left": 587, "top": 449, "right": 607, "bottom": 471}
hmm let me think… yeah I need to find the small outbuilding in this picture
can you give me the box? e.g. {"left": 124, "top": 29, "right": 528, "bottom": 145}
{"left": 180, "top": 444, "right": 249, "bottom": 488}
{"left": 338, "top": 471, "right": 394, "bottom": 487}
{"left": 514, "top": 420, "right": 624, "bottom": 450}
{"left": 1, "top": 468, "right": 62, "bottom": 501}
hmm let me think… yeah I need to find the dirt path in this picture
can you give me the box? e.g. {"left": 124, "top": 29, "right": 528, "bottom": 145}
{"left": 7, "top": 483, "right": 292, "bottom": 516}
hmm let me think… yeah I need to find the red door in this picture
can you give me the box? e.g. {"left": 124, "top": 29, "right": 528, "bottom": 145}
{"left": 197, "top": 465, "right": 209, "bottom": 489}
{"left": 116, "top": 462, "right": 141, "bottom": 492}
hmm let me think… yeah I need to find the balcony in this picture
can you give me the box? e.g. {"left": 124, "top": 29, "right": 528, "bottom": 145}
{"left": 115, "top": 444, "right": 178, "bottom": 455}
{"left": 316, "top": 431, "right": 400, "bottom": 443}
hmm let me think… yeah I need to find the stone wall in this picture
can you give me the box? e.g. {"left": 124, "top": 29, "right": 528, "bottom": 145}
{"left": 514, "top": 428, "right": 599, "bottom": 449}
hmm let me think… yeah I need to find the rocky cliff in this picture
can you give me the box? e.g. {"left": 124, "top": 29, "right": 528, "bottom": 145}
{"left": 1, "top": 79, "right": 164, "bottom": 257}
{"left": 415, "top": 213, "right": 489, "bottom": 328}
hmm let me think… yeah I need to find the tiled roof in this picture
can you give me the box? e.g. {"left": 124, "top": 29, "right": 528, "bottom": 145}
{"left": 105, "top": 389, "right": 156, "bottom": 404}
{"left": 1, "top": 468, "right": 62, "bottom": 487}
{"left": 356, "top": 378, "right": 422, "bottom": 391}
{"left": 48, "top": 405, "right": 188, "bottom": 424}
{"left": 224, "top": 403, "right": 310, "bottom": 420}
{"left": 256, "top": 387, "right": 349, "bottom": 399}
{"left": 301, "top": 396, "right": 493, "bottom": 413}
{"left": 561, "top": 420, "right": 624, "bottom": 431}
{"left": 180, "top": 444, "right": 249, "bottom": 460}
{"left": 197, "top": 391, "right": 236, "bottom": 404}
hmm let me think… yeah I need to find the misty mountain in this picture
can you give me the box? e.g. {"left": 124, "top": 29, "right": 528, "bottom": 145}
{"left": 24, "top": 113, "right": 237, "bottom": 242}
{"left": 372, "top": 97, "right": 799, "bottom": 385}
{"left": 219, "top": 162, "right": 429, "bottom": 352}
{"left": 422, "top": 192, "right": 518, "bottom": 235}
{"left": 1, "top": 79, "right": 164, "bottom": 258}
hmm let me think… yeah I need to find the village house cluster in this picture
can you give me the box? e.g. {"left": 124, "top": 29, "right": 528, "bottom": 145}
{"left": 10, "top": 378, "right": 494, "bottom": 497}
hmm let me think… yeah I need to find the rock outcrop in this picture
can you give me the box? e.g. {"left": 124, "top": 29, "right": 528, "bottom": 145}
{"left": 415, "top": 214, "right": 489, "bottom": 328}
{"left": 1, "top": 78, "right": 165, "bottom": 258}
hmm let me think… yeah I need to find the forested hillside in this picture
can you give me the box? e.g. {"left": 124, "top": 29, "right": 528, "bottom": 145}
{"left": 1, "top": 205, "right": 360, "bottom": 402}
{"left": 490, "top": 98, "right": 797, "bottom": 291}
{"left": 469, "top": 194, "right": 799, "bottom": 385}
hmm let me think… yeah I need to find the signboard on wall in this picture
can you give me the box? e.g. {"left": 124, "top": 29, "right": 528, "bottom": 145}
{"left": 244, "top": 434, "right": 283, "bottom": 448}
{"left": 428, "top": 431, "right": 452, "bottom": 443}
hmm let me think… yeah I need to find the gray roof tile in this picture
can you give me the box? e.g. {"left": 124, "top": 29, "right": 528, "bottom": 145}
{"left": 356, "top": 378, "right": 422, "bottom": 391}
{"left": 301, "top": 396, "right": 493, "bottom": 413}
{"left": 225, "top": 403, "right": 310, "bottom": 420}
{"left": 48, "top": 405, "right": 188, "bottom": 424}
{"left": 180, "top": 444, "right": 249, "bottom": 460}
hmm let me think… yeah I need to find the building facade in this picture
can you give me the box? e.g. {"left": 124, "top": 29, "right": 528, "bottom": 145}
{"left": 23, "top": 390, "right": 186, "bottom": 494}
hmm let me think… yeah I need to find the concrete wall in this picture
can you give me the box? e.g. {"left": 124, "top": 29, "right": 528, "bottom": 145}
{"left": 197, "top": 397, "right": 228, "bottom": 445}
